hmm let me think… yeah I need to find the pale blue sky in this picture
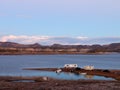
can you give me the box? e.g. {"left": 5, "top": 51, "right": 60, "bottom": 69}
{"left": 0, "top": 0, "right": 120, "bottom": 44}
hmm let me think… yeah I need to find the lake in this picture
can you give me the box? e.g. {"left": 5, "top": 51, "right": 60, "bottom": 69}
{"left": 0, "top": 54, "right": 120, "bottom": 80}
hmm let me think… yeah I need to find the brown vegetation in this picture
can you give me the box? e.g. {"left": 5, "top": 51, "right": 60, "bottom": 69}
{"left": 0, "top": 76, "right": 120, "bottom": 90}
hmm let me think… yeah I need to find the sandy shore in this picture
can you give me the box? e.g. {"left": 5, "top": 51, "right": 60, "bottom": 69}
{"left": 0, "top": 76, "right": 120, "bottom": 90}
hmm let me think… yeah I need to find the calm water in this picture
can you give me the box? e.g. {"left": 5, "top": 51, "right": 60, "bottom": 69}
{"left": 0, "top": 54, "right": 120, "bottom": 80}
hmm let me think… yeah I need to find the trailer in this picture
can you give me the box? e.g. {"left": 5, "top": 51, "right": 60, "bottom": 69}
{"left": 64, "top": 64, "right": 78, "bottom": 68}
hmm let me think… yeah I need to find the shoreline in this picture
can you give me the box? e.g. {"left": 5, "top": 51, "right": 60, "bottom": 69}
{"left": 24, "top": 68, "right": 120, "bottom": 81}
{"left": 0, "top": 67, "right": 120, "bottom": 90}
{"left": 0, "top": 52, "right": 118, "bottom": 55}
{"left": 0, "top": 76, "right": 120, "bottom": 90}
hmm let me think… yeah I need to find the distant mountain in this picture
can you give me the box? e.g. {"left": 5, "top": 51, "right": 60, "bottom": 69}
{"left": 0, "top": 42, "right": 24, "bottom": 48}
{"left": 0, "top": 42, "right": 41, "bottom": 48}
{"left": 0, "top": 42, "right": 120, "bottom": 55}
{"left": 104, "top": 43, "right": 120, "bottom": 52}
{"left": 28, "top": 43, "right": 42, "bottom": 48}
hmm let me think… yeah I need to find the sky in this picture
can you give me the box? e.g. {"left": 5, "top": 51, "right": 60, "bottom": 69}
{"left": 0, "top": 0, "right": 120, "bottom": 45}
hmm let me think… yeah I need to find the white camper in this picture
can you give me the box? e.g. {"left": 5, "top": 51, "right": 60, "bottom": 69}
{"left": 83, "top": 65, "right": 94, "bottom": 70}
{"left": 64, "top": 64, "right": 78, "bottom": 68}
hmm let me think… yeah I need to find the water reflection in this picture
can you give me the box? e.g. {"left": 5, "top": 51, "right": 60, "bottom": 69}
{"left": 57, "top": 72, "right": 114, "bottom": 80}
{"left": 64, "top": 72, "right": 94, "bottom": 79}
{"left": 62, "top": 72, "right": 93, "bottom": 79}
{"left": 84, "top": 75, "right": 94, "bottom": 79}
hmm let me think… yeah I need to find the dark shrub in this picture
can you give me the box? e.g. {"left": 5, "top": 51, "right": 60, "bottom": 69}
{"left": 75, "top": 67, "right": 81, "bottom": 71}
{"left": 103, "top": 70, "right": 110, "bottom": 73}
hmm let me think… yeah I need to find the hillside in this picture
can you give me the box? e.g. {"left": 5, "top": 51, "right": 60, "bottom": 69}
{"left": 0, "top": 42, "right": 120, "bottom": 55}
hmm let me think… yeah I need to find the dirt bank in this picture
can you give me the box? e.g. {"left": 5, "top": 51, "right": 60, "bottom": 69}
{"left": 0, "top": 76, "right": 120, "bottom": 90}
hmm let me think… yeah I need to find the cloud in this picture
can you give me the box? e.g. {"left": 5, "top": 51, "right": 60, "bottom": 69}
{"left": 0, "top": 35, "right": 87, "bottom": 45}
{"left": 0, "top": 35, "right": 50, "bottom": 44}
{"left": 0, "top": 35, "right": 120, "bottom": 45}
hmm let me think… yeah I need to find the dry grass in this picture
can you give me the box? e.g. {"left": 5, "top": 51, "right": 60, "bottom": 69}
{"left": 0, "top": 76, "right": 120, "bottom": 90}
